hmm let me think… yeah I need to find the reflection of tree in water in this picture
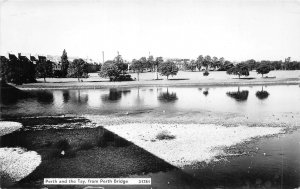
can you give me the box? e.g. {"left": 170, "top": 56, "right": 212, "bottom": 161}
{"left": 101, "top": 89, "right": 131, "bottom": 102}
{"left": 158, "top": 88, "right": 178, "bottom": 103}
{"left": 0, "top": 82, "right": 30, "bottom": 105}
{"left": 256, "top": 86, "right": 269, "bottom": 100}
{"left": 74, "top": 90, "right": 88, "bottom": 104}
{"left": 203, "top": 88, "right": 209, "bottom": 96}
{"left": 226, "top": 87, "right": 249, "bottom": 101}
{"left": 63, "top": 90, "right": 70, "bottom": 103}
{"left": 35, "top": 91, "right": 54, "bottom": 104}
{"left": 120, "top": 89, "right": 131, "bottom": 96}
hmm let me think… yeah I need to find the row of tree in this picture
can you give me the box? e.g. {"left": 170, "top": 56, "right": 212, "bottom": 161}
{"left": 184, "top": 56, "right": 300, "bottom": 72}
{"left": 99, "top": 55, "right": 179, "bottom": 81}
{"left": 0, "top": 50, "right": 96, "bottom": 84}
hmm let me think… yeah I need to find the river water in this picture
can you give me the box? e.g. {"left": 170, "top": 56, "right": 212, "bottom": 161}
{"left": 1, "top": 84, "right": 300, "bottom": 188}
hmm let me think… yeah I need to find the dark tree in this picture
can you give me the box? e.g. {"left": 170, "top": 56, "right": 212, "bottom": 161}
{"left": 114, "top": 55, "right": 128, "bottom": 74}
{"left": 196, "top": 55, "right": 204, "bottom": 71}
{"left": 61, "top": 49, "right": 69, "bottom": 77}
{"left": 67, "top": 58, "right": 88, "bottom": 81}
{"left": 245, "top": 59, "right": 257, "bottom": 70}
{"left": 219, "top": 60, "right": 234, "bottom": 71}
{"left": 36, "top": 56, "right": 53, "bottom": 82}
{"left": 256, "top": 62, "right": 272, "bottom": 77}
{"left": 202, "top": 55, "right": 212, "bottom": 71}
{"left": 130, "top": 59, "right": 144, "bottom": 81}
{"left": 226, "top": 63, "right": 249, "bottom": 78}
{"left": 147, "top": 55, "right": 155, "bottom": 71}
{"left": 154, "top": 57, "right": 163, "bottom": 80}
{"left": 99, "top": 60, "right": 120, "bottom": 81}
{"left": 158, "top": 61, "right": 179, "bottom": 79}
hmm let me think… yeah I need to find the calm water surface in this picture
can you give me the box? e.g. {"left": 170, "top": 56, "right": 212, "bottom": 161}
{"left": 2, "top": 85, "right": 300, "bottom": 117}
{"left": 1, "top": 84, "right": 300, "bottom": 188}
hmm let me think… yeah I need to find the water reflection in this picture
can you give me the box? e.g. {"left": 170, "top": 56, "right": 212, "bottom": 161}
{"left": 2, "top": 85, "right": 300, "bottom": 118}
{"left": 101, "top": 89, "right": 131, "bottom": 103}
{"left": 158, "top": 88, "right": 178, "bottom": 103}
{"left": 203, "top": 88, "right": 209, "bottom": 96}
{"left": 35, "top": 91, "right": 54, "bottom": 104}
{"left": 0, "top": 83, "right": 30, "bottom": 105}
{"left": 256, "top": 86, "right": 270, "bottom": 100}
{"left": 226, "top": 87, "right": 249, "bottom": 101}
{"left": 63, "top": 90, "right": 70, "bottom": 103}
{"left": 101, "top": 89, "right": 122, "bottom": 102}
{"left": 71, "top": 90, "right": 88, "bottom": 104}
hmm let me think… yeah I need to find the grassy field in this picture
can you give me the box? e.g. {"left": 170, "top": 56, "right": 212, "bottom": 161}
{"left": 16, "top": 70, "right": 300, "bottom": 89}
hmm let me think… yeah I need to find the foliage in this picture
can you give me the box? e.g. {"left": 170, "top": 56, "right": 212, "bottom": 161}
{"left": 36, "top": 58, "right": 53, "bottom": 82}
{"left": 256, "top": 91, "right": 269, "bottom": 100}
{"left": 61, "top": 49, "right": 69, "bottom": 77}
{"left": 156, "top": 131, "right": 176, "bottom": 140}
{"left": 112, "top": 74, "right": 133, "bottom": 81}
{"left": 226, "top": 89, "right": 249, "bottom": 101}
{"left": 202, "top": 55, "right": 212, "bottom": 70}
{"left": 87, "top": 63, "right": 101, "bottom": 73}
{"left": 203, "top": 70, "right": 209, "bottom": 76}
{"left": 256, "top": 62, "right": 272, "bottom": 77}
{"left": 184, "top": 60, "right": 197, "bottom": 71}
{"left": 195, "top": 55, "right": 204, "bottom": 71}
{"left": 130, "top": 59, "right": 144, "bottom": 81}
{"left": 226, "top": 63, "right": 249, "bottom": 78}
{"left": 99, "top": 61, "right": 120, "bottom": 81}
{"left": 245, "top": 59, "right": 257, "bottom": 70}
{"left": 219, "top": 61, "right": 234, "bottom": 71}
{"left": 158, "top": 61, "right": 179, "bottom": 79}
{"left": 67, "top": 58, "right": 88, "bottom": 81}
{"left": 147, "top": 55, "right": 155, "bottom": 71}
{"left": 158, "top": 89, "right": 178, "bottom": 103}
{"left": 53, "top": 70, "right": 63, "bottom": 78}
{"left": 114, "top": 55, "right": 128, "bottom": 74}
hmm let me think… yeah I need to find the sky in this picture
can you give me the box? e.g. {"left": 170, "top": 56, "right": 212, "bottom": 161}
{"left": 1, "top": 0, "right": 300, "bottom": 62}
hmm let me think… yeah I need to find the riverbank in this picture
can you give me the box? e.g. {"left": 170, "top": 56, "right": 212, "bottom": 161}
{"left": 15, "top": 71, "right": 300, "bottom": 90}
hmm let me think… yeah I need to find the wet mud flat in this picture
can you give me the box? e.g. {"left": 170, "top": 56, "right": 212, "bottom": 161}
{"left": 0, "top": 116, "right": 201, "bottom": 188}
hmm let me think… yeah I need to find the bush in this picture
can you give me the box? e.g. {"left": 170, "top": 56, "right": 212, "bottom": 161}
{"left": 111, "top": 74, "right": 133, "bottom": 81}
{"left": 203, "top": 70, "right": 209, "bottom": 76}
{"left": 156, "top": 130, "right": 176, "bottom": 140}
{"left": 53, "top": 70, "right": 63, "bottom": 78}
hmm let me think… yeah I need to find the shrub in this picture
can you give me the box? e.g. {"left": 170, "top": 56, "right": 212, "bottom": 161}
{"left": 203, "top": 70, "right": 209, "bottom": 76}
{"left": 156, "top": 130, "right": 176, "bottom": 140}
{"left": 112, "top": 74, "right": 133, "bottom": 81}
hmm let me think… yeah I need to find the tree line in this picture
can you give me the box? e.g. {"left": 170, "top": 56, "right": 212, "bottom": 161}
{"left": 2, "top": 50, "right": 300, "bottom": 84}
{"left": 0, "top": 50, "right": 101, "bottom": 84}
{"left": 99, "top": 55, "right": 179, "bottom": 81}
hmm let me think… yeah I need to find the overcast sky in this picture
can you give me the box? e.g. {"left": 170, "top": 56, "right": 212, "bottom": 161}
{"left": 1, "top": 0, "right": 300, "bottom": 62}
